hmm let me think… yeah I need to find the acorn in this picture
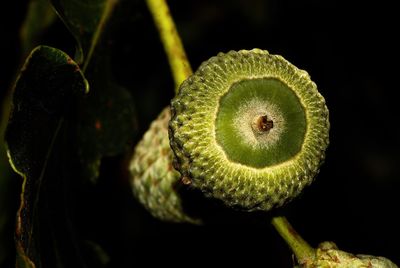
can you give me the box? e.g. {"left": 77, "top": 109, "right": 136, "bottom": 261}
{"left": 129, "top": 107, "right": 200, "bottom": 224}
{"left": 302, "top": 242, "right": 398, "bottom": 268}
{"left": 169, "top": 49, "right": 330, "bottom": 211}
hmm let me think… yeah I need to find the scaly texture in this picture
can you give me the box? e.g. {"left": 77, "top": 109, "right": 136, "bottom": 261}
{"left": 169, "top": 49, "right": 329, "bottom": 211}
{"left": 130, "top": 107, "right": 200, "bottom": 224}
{"left": 301, "top": 242, "right": 398, "bottom": 268}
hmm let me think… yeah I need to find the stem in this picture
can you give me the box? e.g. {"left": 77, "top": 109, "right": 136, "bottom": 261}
{"left": 271, "top": 216, "right": 316, "bottom": 265}
{"left": 146, "top": 0, "right": 193, "bottom": 92}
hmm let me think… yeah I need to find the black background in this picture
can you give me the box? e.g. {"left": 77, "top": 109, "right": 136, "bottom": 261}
{"left": 1, "top": 0, "right": 399, "bottom": 267}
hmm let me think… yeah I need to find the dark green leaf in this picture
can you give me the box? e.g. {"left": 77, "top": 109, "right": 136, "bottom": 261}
{"left": 82, "top": 240, "right": 110, "bottom": 267}
{"left": 3, "top": 0, "right": 57, "bottom": 200}
{"left": 0, "top": 159, "right": 14, "bottom": 266}
{"left": 2, "top": 3, "right": 56, "bottom": 264}
{"left": 20, "top": 0, "right": 57, "bottom": 56}
{"left": 0, "top": 105, "right": 14, "bottom": 266}
{"left": 5, "top": 46, "right": 89, "bottom": 268}
{"left": 77, "top": 53, "right": 136, "bottom": 182}
{"left": 51, "top": 0, "right": 137, "bottom": 182}
{"left": 50, "top": 0, "right": 117, "bottom": 66}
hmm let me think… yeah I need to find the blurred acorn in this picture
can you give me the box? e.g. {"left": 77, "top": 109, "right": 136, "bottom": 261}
{"left": 129, "top": 107, "right": 200, "bottom": 224}
{"left": 300, "top": 241, "right": 398, "bottom": 268}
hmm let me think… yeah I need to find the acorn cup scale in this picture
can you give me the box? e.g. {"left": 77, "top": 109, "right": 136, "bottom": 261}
{"left": 129, "top": 107, "right": 200, "bottom": 224}
{"left": 301, "top": 242, "right": 399, "bottom": 268}
{"left": 169, "top": 49, "right": 330, "bottom": 211}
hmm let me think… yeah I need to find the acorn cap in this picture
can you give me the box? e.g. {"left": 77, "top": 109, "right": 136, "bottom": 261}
{"left": 169, "top": 49, "right": 329, "bottom": 211}
{"left": 130, "top": 107, "right": 200, "bottom": 224}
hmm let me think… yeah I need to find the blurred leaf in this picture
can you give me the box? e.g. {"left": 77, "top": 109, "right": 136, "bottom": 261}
{"left": 51, "top": 0, "right": 117, "bottom": 66}
{"left": 5, "top": 46, "right": 89, "bottom": 268}
{"left": 82, "top": 240, "right": 110, "bottom": 267}
{"left": 52, "top": 0, "right": 137, "bottom": 182}
{"left": 20, "top": 0, "right": 57, "bottom": 56}
{"left": 77, "top": 52, "right": 136, "bottom": 182}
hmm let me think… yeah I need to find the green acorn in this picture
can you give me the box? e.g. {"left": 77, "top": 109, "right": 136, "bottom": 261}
{"left": 169, "top": 49, "right": 330, "bottom": 211}
{"left": 129, "top": 107, "right": 200, "bottom": 224}
{"left": 302, "top": 242, "right": 398, "bottom": 268}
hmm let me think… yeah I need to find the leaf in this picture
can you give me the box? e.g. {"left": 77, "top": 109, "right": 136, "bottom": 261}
{"left": 20, "top": 0, "right": 57, "bottom": 56}
{"left": 5, "top": 46, "right": 89, "bottom": 268}
{"left": 0, "top": 102, "right": 14, "bottom": 266}
{"left": 1, "top": 1, "right": 55, "bottom": 264}
{"left": 77, "top": 52, "right": 136, "bottom": 182}
{"left": 0, "top": 161, "right": 14, "bottom": 266}
{"left": 50, "top": 0, "right": 117, "bottom": 66}
{"left": 82, "top": 240, "right": 110, "bottom": 267}
{"left": 2, "top": 3, "right": 56, "bottom": 264}
{"left": 52, "top": 0, "right": 137, "bottom": 182}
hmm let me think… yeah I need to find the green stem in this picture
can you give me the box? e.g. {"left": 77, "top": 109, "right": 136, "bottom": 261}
{"left": 146, "top": 0, "right": 193, "bottom": 92}
{"left": 271, "top": 216, "right": 316, "bottom": 265}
